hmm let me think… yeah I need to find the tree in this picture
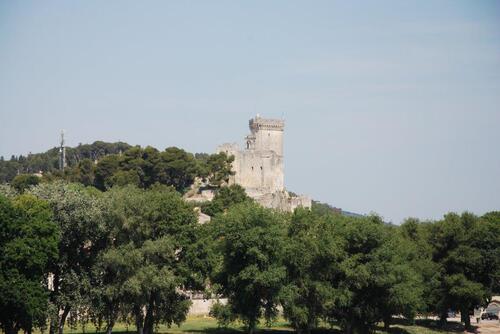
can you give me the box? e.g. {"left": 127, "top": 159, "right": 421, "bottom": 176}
{"left": 202, "top": 184, "right": 251, "bottom": 217}
{"left": 94, "top": 155, "right": 121, "bottom": 190}
{"left": 399, "top": 218, "right": 441, "bottom": 317}
{"left": 477, "top": 211, "right": 500, "bottom": 296}
{"left": 92, "top": 146, "right": 200, "bottom": 192}
{"left": 0, "top": 141, "right": 130, "bottom": 184}
{"left": 311, "top": 201, "right": 342, "bottom": 217}
{"left": 109, "top": 170, "right": 141, "bottom": 188}
{"left": 197, "top": 152, "right": 234, "bottom": 187}
{"left": 280, "top": 208, "right": 342, "bottom": 334}
{"left": 11, "top": 174, "right": 40, "bottom": 193}
{"left": 155, "top": 147, "right": 199, "bottom": 192}
{"left": 376, "top": 228, "right": 425, "bottom": 329}
{"left": 75, "top": 159, "right": 96, "bottom": 186}
{"left": 326, "top": 215, "right": 423, "bottom": 334}
{"left": 210, "top": 202, "right": 287, "bottom": 334}
{"left": 427, "top": 212, "right": 500, "bottom": 330}
{"left": 92, "top": 185, "right": 199, "bottom": 334}
{"left": 0, "top": 194, "right": 59, "bottom": 334}
{"left": 29, "top": 182, "right": 107, "bottom": 334}
{"left": 0, "top": 184, "right": 18, "bottom": 198}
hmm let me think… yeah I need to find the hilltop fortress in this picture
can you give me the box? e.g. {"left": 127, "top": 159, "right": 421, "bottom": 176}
{"left": 217, "top": 115, "right": 311, "bottom": 211}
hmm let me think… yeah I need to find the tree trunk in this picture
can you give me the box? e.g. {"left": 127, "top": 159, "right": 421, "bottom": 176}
{"left": 143, "top": 293, "right": 155, "bottom": 334}
{"left": 464, "top": 316, "right": 471, "bottom": 331}
{"left": 26, "top": 320, "right": 32, "bottom": 334}
{"left": 49, "top": 271, "right": 60, "bottom": 334}
{"left": 344, "top": 321, "right": 353, "bottom": 334}
{"left": 105, "top": 318, "right": 115, "bottom": 334}
{"left": 4, "top": 321, "right": 17, "bottom": 334}
{"left": 49, "top": 318, "right": 56, "bottom": 334}
{"left": 439, "top": 310, "right": 448, "bottom": 327}
{"left": 58, "top": 305, "right": 71, "bottom": 334}
{"left": 134, "top": 306, "right": 144, "bottom": 334}
{"left": 383, "top": 315, "right": 391, "bottom": 330}
{"left": 247, "top": 319, "right": 256, "bottom": 334}
{"left": 461, "top": 306, "right": 471, "bottom": 331}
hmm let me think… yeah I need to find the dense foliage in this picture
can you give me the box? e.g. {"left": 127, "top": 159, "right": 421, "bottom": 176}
{"left": 0, "top": 152, "right": 498, "bottom": 334}
{"left": 201, "top": 184, "right": 251, "bottom": 217}
{"left": 0, "top": 141, "right": 131, "bottom": 183}
{"left": 30, "top": 182, "right": 107, "bottom": 334}
{"left": 0, "top": 194, "right": 59, "bottom": 334}
{"left": 1, "top": 142, "right": 233, "bottom": 194}
{"left": 90, "top": 185, "right": 199, "bottom": 334}
{"left": 209, "top": 202, "right": 287, "bottom": 334}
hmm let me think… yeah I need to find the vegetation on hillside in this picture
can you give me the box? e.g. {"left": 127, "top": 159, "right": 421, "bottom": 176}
{"left": 0, "top": 143, "right": 498, "bottom": 334}
{"left": 1, "top": 142, "right": 234, "bottom": 194}
{"left": 0, "top": 141, "right": 131, "bottom": 183}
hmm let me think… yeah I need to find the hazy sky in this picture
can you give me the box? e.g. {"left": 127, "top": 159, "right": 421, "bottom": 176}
{"left": 1, "top": 1, "right": 499, "bottom": 223}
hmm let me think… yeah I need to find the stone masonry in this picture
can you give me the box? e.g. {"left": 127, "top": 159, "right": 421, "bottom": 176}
{"left": 217, "top": 115, "right": 311, "bottom": 211}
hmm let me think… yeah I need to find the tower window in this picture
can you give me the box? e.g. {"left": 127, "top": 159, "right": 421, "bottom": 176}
{"left": 260, "top": 166, "right": 263, "bottom": 170}
{"left": 251, "top": 166, "right": 254, "bottom": 171}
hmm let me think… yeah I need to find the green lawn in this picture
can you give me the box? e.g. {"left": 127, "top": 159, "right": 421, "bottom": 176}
{"left": 59, "top": 316, "right": 466, "bottom": 334}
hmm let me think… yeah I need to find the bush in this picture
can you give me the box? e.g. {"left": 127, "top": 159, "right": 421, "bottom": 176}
{"left": 209, "top": 302, "right": 236, "bottom": 328}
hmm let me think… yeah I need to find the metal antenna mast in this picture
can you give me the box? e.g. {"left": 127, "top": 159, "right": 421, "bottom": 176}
{"left": 59, "top": 130, "right": 66, "bottom": 171}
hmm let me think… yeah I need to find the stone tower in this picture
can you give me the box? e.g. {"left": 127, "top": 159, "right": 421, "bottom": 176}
{"left": 217, "top": 115, "right": 311, "bottom": 211}
{"left": 218, "top": 115, "right": 284, "bottom": 195}
{"left": 246, "top": 115, "right": 284, "bottom": 156}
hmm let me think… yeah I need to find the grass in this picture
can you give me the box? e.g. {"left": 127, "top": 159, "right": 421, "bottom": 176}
{"left": 58, "top": 316, "right": 466, "bottom": 334}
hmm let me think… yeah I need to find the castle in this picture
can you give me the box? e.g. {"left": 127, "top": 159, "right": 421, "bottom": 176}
{"left": 217, "top": 115, "right": 311, "bottom": 211}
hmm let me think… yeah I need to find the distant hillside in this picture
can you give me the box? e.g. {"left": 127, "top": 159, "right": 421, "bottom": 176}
{"left": 311, "top": 200, "right": 364, "bottom": 218}
{"left": 340, "top": 210, "right": 364, "bottom": 218}
{"left": 1, "top": 142, "right": 234, "bottom": 196}
{"left": 0, "top": 141, "right": 131, "bottom": 183}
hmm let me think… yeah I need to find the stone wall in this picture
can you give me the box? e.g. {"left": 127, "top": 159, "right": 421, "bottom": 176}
{"left": 217, "top": 115, "right": 311, "bottom": 211}
{"left": 188, "top": 298, "right": 228, "bottom": 316}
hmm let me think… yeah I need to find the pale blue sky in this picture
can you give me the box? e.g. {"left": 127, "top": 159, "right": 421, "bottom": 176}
{"left": 1, "top": 1, "right": 499, "bottom": 223}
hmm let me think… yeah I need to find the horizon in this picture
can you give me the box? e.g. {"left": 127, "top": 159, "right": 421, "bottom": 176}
{"left": 1, "top": 1, "right": 499, "bottom": 224}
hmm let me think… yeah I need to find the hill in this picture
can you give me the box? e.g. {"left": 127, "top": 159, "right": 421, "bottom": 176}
{"left": 0, "top": 141, "right": 131, "bottom": 183}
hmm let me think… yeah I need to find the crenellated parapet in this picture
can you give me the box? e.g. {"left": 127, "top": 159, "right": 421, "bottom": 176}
{"left": 249, "top": 115, "right": 284, "bottom": 132}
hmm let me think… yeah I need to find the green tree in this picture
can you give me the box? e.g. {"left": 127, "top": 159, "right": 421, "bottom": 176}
{"left": 75, "top": 159, "right": 96, "bottom": 186}
{"left": 197, "top": 152, "right": 234, "bottom": 187}
{"left": 0, "top": 141, "right": 130, "bottom": 184}
{"left": 210, "top": 202, "right": 287, "bottom": 334}
{"left": 94, "top": 155, "right": 121, "bottom": 190}
{"left": 92, "top": 146, "right": 200, "bottom": 191}
{"left": 0, "top": 184, "right": 18, "bottom": 198}
{"left": 109, "top": 170, "right": 141, "bottom": 187}
{"left": 0, "top": 194, "right": 59, "bottom": 334}
{"left": 11, "top": 174, "right": 40, "bottom": 193}
{"left": 477, "top": 211, "right": 500, "bottom": 296}
{"left": 155, "top": 147, "right": 199, "bottom": 192}
{"left": 202, "top": 184, "right": 251, "bottom": 217}
{"left": 326, "top": 215, "right": 423, "bottom": 334}
{"left": 427, "top": 212, "right": 500, "bottom": 330}
{"left": 399, "top": 218, "right": 441, "bottom": 317}
{"left": 311, "top": 201, "right": 342, "bottom": 217}
{"left": 30, "top": 182, "right": 106, "bottom": 334}
{"left": 92, "top": 185, "right": 199, "bottom": 334}
{"left": 280, "top": 208, "right": 342, "bottom": 334}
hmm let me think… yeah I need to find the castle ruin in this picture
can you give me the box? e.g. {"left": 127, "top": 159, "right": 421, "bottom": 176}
{"left": 217, "top": 115, "right": 311, "bottom": 211}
